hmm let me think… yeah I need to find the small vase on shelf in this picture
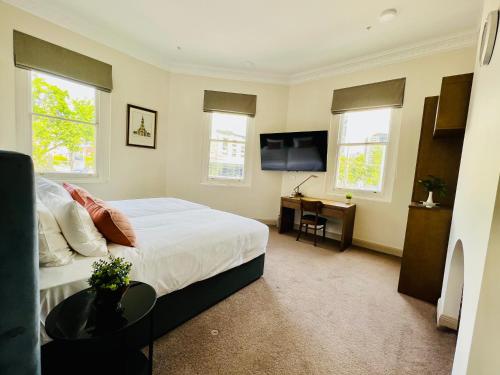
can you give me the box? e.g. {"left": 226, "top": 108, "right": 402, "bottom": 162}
{"left": 424, "top": 191, "right": 435, "bottom": 208}
{"left": 418, "top": 176, "right": 446, "bottom": 208}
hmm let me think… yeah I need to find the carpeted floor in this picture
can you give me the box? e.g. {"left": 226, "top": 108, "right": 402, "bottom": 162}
{"left": 152, "top": 227, "right": 456, "bottom": 374}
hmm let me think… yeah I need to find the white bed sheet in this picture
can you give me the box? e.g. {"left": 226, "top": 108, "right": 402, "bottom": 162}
{"left": 40, "top": 198, "right": 268, "bottom": 343}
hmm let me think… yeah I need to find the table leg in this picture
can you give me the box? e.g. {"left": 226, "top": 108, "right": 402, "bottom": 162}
{"left": 340, "top": 207, "right": 356, "bottom": 251}
{"left": 149, "top": 311, "right": 154, "bottom": 374}
{"left": 279, "top": 206, "right": 295, "bottom": 233}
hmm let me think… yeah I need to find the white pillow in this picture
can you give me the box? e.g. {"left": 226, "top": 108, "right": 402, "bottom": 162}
{"left": 35, "top": 176, "right": 72, "bottom": 204}
{"left": 37, "top": 199, "right": 74, "bottom": 267}
{"left": 44, "top": 191, "right": 108, "bottom": 257}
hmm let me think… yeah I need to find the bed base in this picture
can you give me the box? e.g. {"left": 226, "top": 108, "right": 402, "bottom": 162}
{"left": 151, "top": 253, "right": 265, "bottom": 340}
{"left": 42, "top": 254, "right": 265, "bottom": 362}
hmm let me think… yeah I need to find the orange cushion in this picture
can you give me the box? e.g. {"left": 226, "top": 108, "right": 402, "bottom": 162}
{"left": 63, "top": 182, "right": 92, "bottom": 206}
{"left": 85, "top": 196, "right": 137, "bottom": 247}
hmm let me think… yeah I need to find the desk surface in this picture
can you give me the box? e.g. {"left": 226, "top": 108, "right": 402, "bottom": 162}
{"left": 281, "top": 196, "right": 355, "bottom": 210}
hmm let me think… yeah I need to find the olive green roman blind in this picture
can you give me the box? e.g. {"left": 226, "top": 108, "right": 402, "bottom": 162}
{"left": 331, "top": 78, "right": 406, "bottom": 114}
{"left": 13, "top": 30, "right": 113, "bottom": 92}
{"left": 203, "top": 90, "right": 257, "bottom": 117}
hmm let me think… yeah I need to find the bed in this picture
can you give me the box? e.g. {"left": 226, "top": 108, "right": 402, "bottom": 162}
{"left": 40, "top": 197, "right": 268, "bottom": 348}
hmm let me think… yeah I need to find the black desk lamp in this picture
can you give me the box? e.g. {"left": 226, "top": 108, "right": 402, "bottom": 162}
{"left": 291, "top": 175, "right": 317, "bottom": 197}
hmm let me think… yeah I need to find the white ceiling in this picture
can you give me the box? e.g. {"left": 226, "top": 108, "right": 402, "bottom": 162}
{"left": 4, "top": 0, "right": 483, "bottom": 83}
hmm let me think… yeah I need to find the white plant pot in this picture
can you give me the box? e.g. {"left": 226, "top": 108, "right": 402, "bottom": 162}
{"left": 424, "top": 191, "right": 436, "bottom": 208}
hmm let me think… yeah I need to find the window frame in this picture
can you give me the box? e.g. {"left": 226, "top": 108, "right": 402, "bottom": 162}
{"left": 201, "top": 111, "right": 253, "bottom": 187}
{"left": 15, "top": 68, "right": 111, "bottom": 183}
{"left": 326, "top": 108, "right": 401, "bottom": 202}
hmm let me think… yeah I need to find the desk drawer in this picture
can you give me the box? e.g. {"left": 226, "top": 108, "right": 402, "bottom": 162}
{"left": 321, "top": 206, "right": 344, "bottom": 219}
{"left": 281, "top": 198, "right": 299, "bottom": 209}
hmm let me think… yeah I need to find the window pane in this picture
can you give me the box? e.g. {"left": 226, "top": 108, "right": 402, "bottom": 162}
{"left": 210, "top": 113, "right": 247, "bottom": 142}
{"left": 208, "top": 140, "right": 245, "bottom": 180}
{"left": 32, "top": 71, "right": 96, "bottom": 123}
{"left": 32, "top": 115, "right": 96, "bottom": 174}
{"left": 335, "top": 144, "right": 386, "bottom": 192}
{"left": 339, "top": 108, "right": 391, "bottom": 144}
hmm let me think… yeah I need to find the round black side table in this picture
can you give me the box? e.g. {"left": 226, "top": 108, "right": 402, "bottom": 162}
{"left": 44, "top": 281, "right": 156, "bottom": 375}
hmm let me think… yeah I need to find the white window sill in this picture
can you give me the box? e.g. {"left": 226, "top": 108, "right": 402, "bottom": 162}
{"left": 201, "top": 180, "right": 251, "bottom": 188}
{"left": 37, "top": 173, "right": 108, "bottom": 184}
{"left": 326, "top": 190, "right": 393, "bottom": 203}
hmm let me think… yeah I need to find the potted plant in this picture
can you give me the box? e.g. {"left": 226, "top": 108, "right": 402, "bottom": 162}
{"left": 88, "top": 256, "right": 132, "bottom": 312}
{"left": 418, "top": 175, "right": 447, "bottom": 208}
{"left": 345, "top": 192, "right": 353, "bottom": 204}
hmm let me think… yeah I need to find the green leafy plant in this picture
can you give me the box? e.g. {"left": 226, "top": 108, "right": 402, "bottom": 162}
{"left": 32, "top": 75, "right": 96, "bottom": 172}
{"left": 418, "top": 175, "right": 447, "bottom": 197}
{"left": 88, "top": 256, "right": 132, "bottom": 292}
{"left": 346, "top": 193, "right": 353, "bottom": 200}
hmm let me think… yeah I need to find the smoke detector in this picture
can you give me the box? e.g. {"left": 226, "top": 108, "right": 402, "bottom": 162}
{"left": 379, "top": 8, "right": 398, "bottom": 23}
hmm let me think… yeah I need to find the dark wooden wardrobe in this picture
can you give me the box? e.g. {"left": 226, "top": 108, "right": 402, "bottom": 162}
{"left": 398, "top": 73, "right": 473, "bottom": 304}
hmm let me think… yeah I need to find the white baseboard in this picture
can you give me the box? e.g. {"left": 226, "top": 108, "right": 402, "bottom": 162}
{"left": 436, "top": 297, "right": 459, "bottom": 330}
{"left": 257, "top": 219, "right": 278, "bottom": 226}
{"left": 352, "top": 238, "right": 402, "bottom": 257}
{"left": 258, "top": 220, "right": 403, "bottom": 257}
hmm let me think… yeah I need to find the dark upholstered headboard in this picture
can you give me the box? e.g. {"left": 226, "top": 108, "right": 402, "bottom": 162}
{"left": 0, "top": 151, "right": 40, "bottom": 375}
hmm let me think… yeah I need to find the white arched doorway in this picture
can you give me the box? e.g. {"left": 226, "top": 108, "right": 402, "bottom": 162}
{"left": 438, "top": 240, "right": 464, "bottom": 329}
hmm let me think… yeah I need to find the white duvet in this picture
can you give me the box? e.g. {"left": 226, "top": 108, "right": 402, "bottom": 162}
{"left": 39, "top": 198, "right": 268, "bottom": 343}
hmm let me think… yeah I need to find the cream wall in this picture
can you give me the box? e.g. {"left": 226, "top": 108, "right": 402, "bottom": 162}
{"left": 0, "top": 2, "right": 479, "bottom": 255}
{"left": 283, "top": 48, "right": 476, "bottom": 253}
{"left": 467, "top": 181, "right": 500, "bottom": 374}
{"left": 0, "top": 1, "right": 170, "bottom": 200}
{"left": 165, "top": 73, "right": 289, "bottom": 220}
{"left": 437, "top": 0, "right": 500, "bottom": 373}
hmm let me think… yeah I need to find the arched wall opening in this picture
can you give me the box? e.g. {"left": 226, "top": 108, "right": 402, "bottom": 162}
{"left": 438, "top": 239, "right": 464, "bottom": 329}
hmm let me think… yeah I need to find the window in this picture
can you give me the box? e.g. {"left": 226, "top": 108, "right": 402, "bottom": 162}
{"left": 204, "top": 112, "right": 251, "bottom": 184}
{"left": 16, "top": 69, "right": 110, "bottom": 182}
{"left": 332, "top": 108, "right": 398, "bottom": 197}
{"left": 31, "top": 71, "right": 97, "bottom": 174}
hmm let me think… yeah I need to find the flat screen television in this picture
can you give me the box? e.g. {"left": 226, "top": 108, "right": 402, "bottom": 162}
{"left": 260, "top": 130, "right": 328, "bottom": 171}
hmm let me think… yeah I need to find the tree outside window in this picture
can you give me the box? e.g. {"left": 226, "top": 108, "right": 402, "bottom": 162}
{"left": 31, "top": 71, "right": 97, "bottom": 174}
{"left": 335, "top": 108, "right": 392, "bottom": 192}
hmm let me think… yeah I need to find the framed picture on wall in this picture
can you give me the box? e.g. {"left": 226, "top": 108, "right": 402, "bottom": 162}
{"left": 126, "top": 104, "right": 157, "bottom": 149}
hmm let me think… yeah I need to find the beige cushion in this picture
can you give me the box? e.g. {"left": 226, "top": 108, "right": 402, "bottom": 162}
{"left": 37, "top": 199, "right": 74, "bottom": 267}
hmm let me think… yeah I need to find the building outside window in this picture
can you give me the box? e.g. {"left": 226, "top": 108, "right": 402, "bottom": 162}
{"left": 206, "top": 112, "right": 250, "bottom": 183}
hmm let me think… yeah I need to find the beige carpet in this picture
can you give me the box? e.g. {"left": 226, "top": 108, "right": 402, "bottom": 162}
{"left": 151, "top": 227, "right": 456, "bottom": 374}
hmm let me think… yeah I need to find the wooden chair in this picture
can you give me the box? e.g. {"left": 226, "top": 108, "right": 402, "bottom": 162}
{"left": 296, "top": 200, "right": 327, "bottom": 246}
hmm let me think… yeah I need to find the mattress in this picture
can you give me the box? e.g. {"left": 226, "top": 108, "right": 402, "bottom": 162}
{"left": 39, "top": 197, "right": 269, "bottom": 343}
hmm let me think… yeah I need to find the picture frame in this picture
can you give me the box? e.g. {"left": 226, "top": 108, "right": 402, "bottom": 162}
{"left": 126, "top": 104, "right": 157, "bottom": 149}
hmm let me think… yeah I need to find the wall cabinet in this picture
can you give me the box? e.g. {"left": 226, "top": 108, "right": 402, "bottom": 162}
{"left": 434, "top": 73, "right": 473, "bottom": 137}
{"left": 398, "top": 204, "right": 452, "bottom": 304}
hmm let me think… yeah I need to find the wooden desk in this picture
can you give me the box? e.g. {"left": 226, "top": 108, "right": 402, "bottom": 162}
{"left": 279, "top": 196, "right": 356, "bottom": 251}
